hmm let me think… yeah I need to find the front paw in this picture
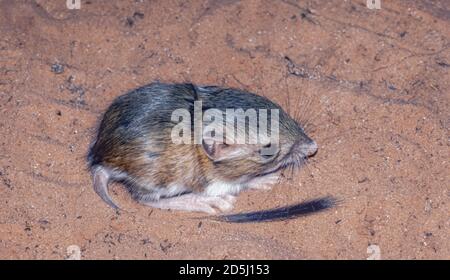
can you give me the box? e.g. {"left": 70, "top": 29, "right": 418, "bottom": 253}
{"left": 246, "top": 174, "right": 280, "bottom": 190}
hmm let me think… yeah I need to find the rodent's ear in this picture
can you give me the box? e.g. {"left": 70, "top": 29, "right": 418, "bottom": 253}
{"left": 201, "top": 138, "right": 252, "bottom": 163}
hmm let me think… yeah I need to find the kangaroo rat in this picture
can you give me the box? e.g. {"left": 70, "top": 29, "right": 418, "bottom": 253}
{"left": 88, "top": 82, "right": 336, "bottom": 222}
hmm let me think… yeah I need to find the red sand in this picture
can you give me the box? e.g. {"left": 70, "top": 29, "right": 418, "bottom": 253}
{"left": 0, "top": 0, "right": 448, "bottom": 259}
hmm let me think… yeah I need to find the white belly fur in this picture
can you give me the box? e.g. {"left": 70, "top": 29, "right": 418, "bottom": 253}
{"left": 203, "top": 173, "right": 280, "bottom": 197}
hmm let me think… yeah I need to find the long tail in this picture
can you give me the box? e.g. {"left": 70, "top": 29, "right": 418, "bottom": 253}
{"left": 213, "top": 196, "right": 339, "bottom": 223}
{"left": 92, "top": 166, "right": 120, "bottom": 210}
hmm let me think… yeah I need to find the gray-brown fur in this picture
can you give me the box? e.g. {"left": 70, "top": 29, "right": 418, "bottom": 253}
{"left": 88, "top": 82, "right": 331, "bottom": 221}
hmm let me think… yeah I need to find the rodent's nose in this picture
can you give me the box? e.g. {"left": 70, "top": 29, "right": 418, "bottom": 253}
{"left": 304, "top": 141, "right": 318, "bottom": 157}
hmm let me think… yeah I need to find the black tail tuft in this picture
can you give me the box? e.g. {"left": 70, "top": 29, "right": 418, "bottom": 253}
{"left": 213, "top": 196, "right": 340, "bottom": 223}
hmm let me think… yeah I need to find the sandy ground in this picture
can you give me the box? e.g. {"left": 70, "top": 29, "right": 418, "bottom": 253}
{"left": 0, "top": 0, "right": 449, "bottom": 260}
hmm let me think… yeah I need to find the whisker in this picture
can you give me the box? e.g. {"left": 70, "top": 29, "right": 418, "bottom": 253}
{"left": 303, "top": 158, "right": 315, "bottom": 181}
{"left": 303, "top": 108, "right": 322, "bottom": 130}
{"left": 284, "top": 76, "right": 292, "bottom": 116}
{"left": 301, "top": 98, "right": 314, "bottom": 125}
{"left": 295, "top": 94, "right": 312, "bottom": 124}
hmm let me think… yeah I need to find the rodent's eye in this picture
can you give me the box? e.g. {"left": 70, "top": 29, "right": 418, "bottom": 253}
{"left": 259, "top": 143, "right": 278, "bottom": 160}
{"left": 261, "top": 153, "right": 273, "bottom": 159}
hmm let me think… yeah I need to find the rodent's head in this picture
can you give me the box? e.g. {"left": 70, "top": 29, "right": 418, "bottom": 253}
{"left": 197, "top": 89, "right": 317, "bottom": 183}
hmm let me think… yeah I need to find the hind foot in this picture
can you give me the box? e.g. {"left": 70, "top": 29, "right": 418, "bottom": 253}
{"left": 140, "top": 193, "right": 236, "bottom": 214}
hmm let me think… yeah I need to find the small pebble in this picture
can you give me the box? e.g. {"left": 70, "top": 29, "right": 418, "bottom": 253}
{"left": 51, "top": 63, "right": 64, "bottom": 74}
{"left": 66, "top": 245, "right": 81, "bottom": 260}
